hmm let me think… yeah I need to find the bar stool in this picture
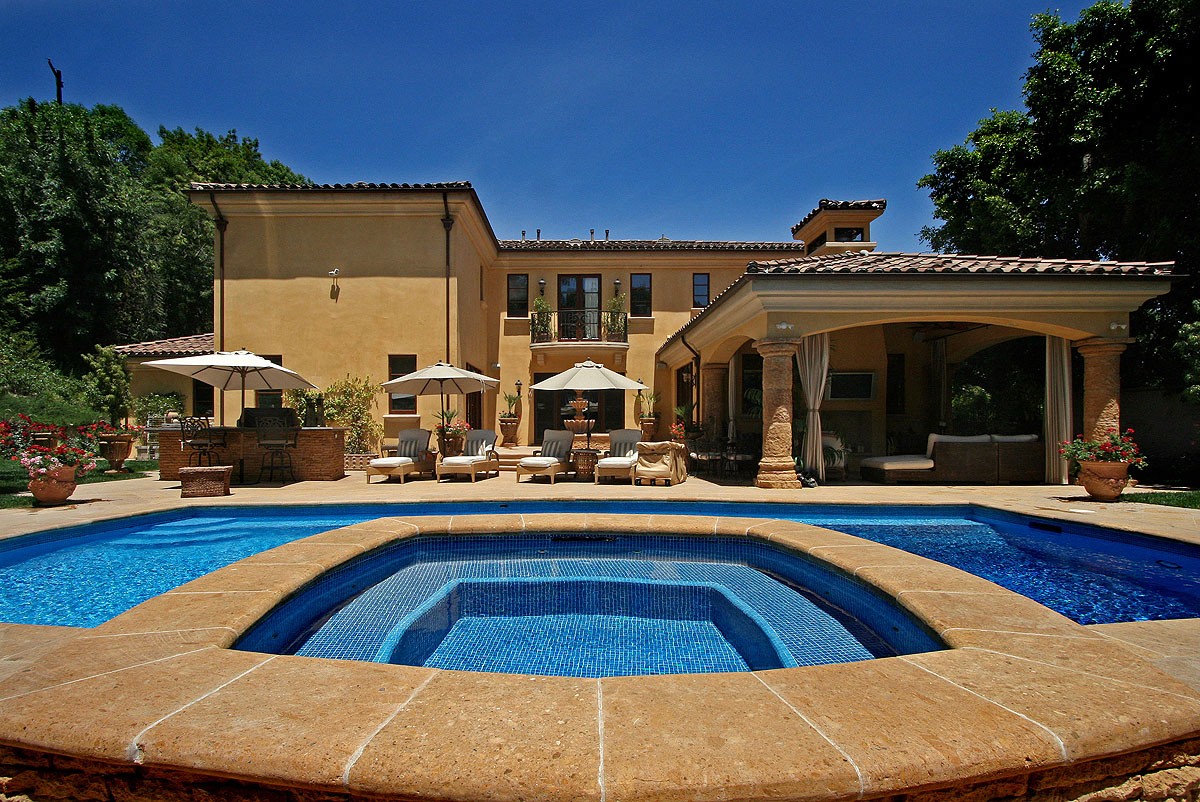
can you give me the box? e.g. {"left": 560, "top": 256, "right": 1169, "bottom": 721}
{"left": 255, "top": 416, "right": 299, "bottom": 483}
{"left": 180, "top": 417, "right": 225, "bottom": 466}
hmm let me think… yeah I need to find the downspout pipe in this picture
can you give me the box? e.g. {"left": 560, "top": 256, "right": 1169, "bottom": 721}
{"left": 208, "top": 192, "right": 228, "bottom": 353}
{"left": 680, "top": 331, "right": 701, "bottom": 425}
{"left": 441, "top": 192, "right": 454, "bottom": 364}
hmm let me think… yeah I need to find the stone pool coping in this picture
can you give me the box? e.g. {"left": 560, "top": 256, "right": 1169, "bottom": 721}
{"left": 2, "top": 513, "right": 1199, "bottom": 801}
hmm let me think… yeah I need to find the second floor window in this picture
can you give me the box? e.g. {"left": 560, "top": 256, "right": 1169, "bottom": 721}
{"left": 692, "top": 273, "right": 710, "bottom": 308}
{"left": 388, "top": 354, "right": 417, "bottom": 414}
{"left": 507, "top": 274, "right": 529, "bottom": 317}
{"left": 630, "top": 273, "right": 652, "bottom": 316}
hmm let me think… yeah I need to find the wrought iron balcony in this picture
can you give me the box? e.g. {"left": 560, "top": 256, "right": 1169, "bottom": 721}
{"left": 530, "top": 310, "right": 628, "bottom": 344}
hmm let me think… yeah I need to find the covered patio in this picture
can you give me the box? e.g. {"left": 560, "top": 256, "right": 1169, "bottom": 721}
{"left": 655, "top": 252, "right": 1176, "bottom": 488}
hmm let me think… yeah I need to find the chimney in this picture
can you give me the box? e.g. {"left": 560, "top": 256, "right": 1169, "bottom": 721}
{"left": 590, "top": 228, "right": 595, "bottom": 241}
{"left": 605, "top": 229, "right": 610, "bottom": 240}
{"left": 521, "top": 230, "right": 526, "bottom": 240}
{"left": 536, "top": 228, "right": 541, "bottom": 241}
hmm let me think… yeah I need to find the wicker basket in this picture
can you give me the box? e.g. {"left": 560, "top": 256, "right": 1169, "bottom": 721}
{"left": 344, "top": 453, "right": 378, "bottom": 471}
{"left": 179, "top": 465, "right": 233, "bottom": 498}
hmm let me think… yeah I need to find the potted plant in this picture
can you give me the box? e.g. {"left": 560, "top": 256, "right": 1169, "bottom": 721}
{"left": 603, "top": 292, "right": 628, "bottom": 342}
{"left": 636, "top": 390, "right": 660, "bottom": 439}
{"left": 76, "top": 420, "right": 142, "bottom": 472}
{"left": 19, "top": 444, "right": 97, "bottom": 505}
{"left": 531, "top": 296, "right": 554, "bottom": 343}
{"left": 1060, "top": 428, "right": 1147, "bottom": 501}
{"left": 435, "top": 410, "right": 471, "bottom": 457}
{"left": 82, "top": 346, "right": 137, "bottom": 472}
{"left": 499, "top": 392, "right": 521, "bottom": 446}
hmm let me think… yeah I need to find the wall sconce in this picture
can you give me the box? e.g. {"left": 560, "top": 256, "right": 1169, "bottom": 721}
{"left": 537, "top": 278, "right": 546, "bottom": 297}
{"left": 613, "top": 278, "right": 621, "bottom": 295}
{"left": 774, "top": 321, "right": 795, "bottom": 331}
{"left": 515, "top": 379, "right": 523, "bottom": 394}
{"left": 1109, "top": 322, "right": 1128, "bottom": 331}
{"left": 328, "top": 268, "right": 341, "bottom": 301}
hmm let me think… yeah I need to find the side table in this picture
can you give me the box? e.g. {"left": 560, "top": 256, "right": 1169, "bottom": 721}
{"left": 571, "top": 449, "right": 600, "bottom": 480}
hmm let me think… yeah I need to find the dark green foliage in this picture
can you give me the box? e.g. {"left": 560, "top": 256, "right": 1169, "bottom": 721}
{"left": 131, "top": 391, "right": 184, "bottom": 423}
{"left": 0, "top": 331, "right": 83, "bottom": 400}
{"left": 0, "top": 393, "right": 100, "bottom": 426}
{"left": 919, "top": 0, "right": 1199, "bottom": 390}
{"left": 950, "top": 338, "right": 1044, "bottom": 435}
{"left": 81, "top": 345, "right": 131, "bottom": 425}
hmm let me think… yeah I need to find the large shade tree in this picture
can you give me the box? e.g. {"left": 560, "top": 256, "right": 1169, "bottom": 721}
{"left": 919, "top": 0, "right": 1198, "bottom": 389}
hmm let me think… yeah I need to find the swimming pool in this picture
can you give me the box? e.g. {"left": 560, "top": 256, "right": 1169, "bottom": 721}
{"left": 1, "top": 501, "right": 1197, "bottom": 627}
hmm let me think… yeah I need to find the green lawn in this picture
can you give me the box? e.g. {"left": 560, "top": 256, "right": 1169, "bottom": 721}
{"left": 1121, "top": 490, "right": 1200, "bottom": 509}
{"left": 0, "top": 459, "right": 158, "bottom": 508}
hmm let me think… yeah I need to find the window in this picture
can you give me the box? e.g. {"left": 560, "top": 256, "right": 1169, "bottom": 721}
{"left": 806, "top": 232, "right": 827, "bottom": 254}
{"left": 834, "top": 227, "right": 864, "bottom": 242}
{"left": 630, "top": 273, "right": 652, "bottom": 316}
{"left": 192, "top": 379, "right": 214, "bottom": 418}
{"left": 507, "top": 274, "right": 529, "bottom": 317}
{"left": 692, "top": 273, "right": 709, "bottom": 308}
{"left": 739, "top": 353, "right": 762, "bottom": 415}
{"left": 255, "top": 355, "right": 283, "bottom": 408}
{"left": 825, "top": 372, "right": 876, "bottom": 400}
{"left": 388, "top": 354, "right": 417, "bottom": 414}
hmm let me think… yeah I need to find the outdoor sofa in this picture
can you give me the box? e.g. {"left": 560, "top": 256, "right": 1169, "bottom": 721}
{"left": 860, "top": 433, "right": 1043, "bottom": 485}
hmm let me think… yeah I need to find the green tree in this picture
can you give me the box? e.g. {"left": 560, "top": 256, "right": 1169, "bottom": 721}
{"left": 0, "top": 100, "right": 163, "bottom": 368}
{"left": 919, "top": 0, "right": 1199, "bottom": 389}
{"left": 81, "top": 345, "right": 131, "bottom": 426}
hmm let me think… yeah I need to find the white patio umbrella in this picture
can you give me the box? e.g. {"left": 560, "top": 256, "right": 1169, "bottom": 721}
{"left": 380, "top": 362, "right": 499, "bottom": 418}
{"left": 143, "top": 350, "right": 317, "bottom": 421}
{"left": 530, "top": 360, "right": 647, "bottom": 447}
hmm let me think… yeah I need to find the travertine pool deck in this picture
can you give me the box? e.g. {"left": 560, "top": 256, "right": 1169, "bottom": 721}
{"left": 2, "top": 475, "right": 1199, "bottom": 800}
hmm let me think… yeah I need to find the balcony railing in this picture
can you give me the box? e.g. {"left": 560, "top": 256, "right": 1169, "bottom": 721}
{"left": 531, "top": 310, "right": 628, "bottom": 344}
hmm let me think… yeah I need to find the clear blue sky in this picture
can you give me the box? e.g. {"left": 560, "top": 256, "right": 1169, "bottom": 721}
{"left": 3, "top": 0, "right": 1094, "bottom": 250}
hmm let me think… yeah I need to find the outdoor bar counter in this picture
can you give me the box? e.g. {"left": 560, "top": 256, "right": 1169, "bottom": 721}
{"left": 157, "top": 427, "right": 346, "bottom": 482}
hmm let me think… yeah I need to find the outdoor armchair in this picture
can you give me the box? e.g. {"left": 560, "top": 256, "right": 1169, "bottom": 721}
{"left": 594, "top": 428, "right": 642, "bottom": 484}
{"left": 633, "top": 440, "right": 688, "bottom": 486}
{"left": 436, "top": 429, "right": 499, "bottom": 482}
{"left": 367, "top": 428, "right": 434, "bottom": 483}
{"left": 516, "top": 429, "right": 575, "bottom": 483}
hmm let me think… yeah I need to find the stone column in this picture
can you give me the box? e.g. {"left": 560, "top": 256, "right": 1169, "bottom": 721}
{"left": 1075, "top": 337, "right": 1131, "bottom": 439}
{"left": 700, "top": 363, "right": 729, "bottom": 437}
{"left": 754, "top": 339, "right": 802, "bottom": 489}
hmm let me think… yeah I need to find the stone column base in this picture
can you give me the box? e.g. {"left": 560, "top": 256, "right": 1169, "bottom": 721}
{"left": 755, "top": 457, "right": 802, "bottom": 488}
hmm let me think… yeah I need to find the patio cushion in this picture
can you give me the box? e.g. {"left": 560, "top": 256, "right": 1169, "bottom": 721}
{"left": 991, "top": 434, "right": 1039, "bottom": 443}
{"left": 540, "top": 438, "right": 571, "bottom": 460}
{"left": 396, "top": 438, "right": 424, "bottom": 459}
{"left": 597, "top": 455, "right": 636, "bottom": 468}
{"left": 519, "top": 456, "right": 562, "bottom": 469}
{"left": 441, "top": 455, "right": 488, "bottom": 467}
{"left": 860, "top": 454, "right": 936, "bottom": 471}
{"left": 369, "top": 456, "right": 415, "bottom": 468}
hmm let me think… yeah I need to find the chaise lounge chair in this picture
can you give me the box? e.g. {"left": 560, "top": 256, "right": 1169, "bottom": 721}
{"left": 366, "top": 428, "right": 434, "bottom": 483}
{"left": 594, "top": 428, "right": 641, "bottom": 484}
{"left": 633, "top": 440, "right": 688, "bottom": 486}
{"left": 516, "top": 429, "right": 575, "bottom": 483}
{"left": 436, "top": 429, "right": 499, "bottom": 482}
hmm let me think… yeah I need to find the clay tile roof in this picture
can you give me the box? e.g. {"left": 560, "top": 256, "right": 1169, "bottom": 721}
{"left": 498, "top": 239, "right": 807, "bottom": 252}
{"left": 792, "top": 199, "right": 887, "bottom": 234}
{"left": 189, "top": 181, "right": 473, "bottom": 191}
{"left": 113, "top": 333, "right": 215, "bottom": 357}
{"left": 747, "top": 251, "right": 1177, "bottom": 276}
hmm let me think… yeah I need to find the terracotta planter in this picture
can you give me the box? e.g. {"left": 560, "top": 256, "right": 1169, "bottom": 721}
{"left": 1077, "top": 460, "right": 1130, "bottom": 502}
{"left": 639, "top": 418, "right": 657, "bottom": 440}
{"left": 499, "top": 418, "right": 520, "bottom": 447}
{"left": 98, "top": 433, "right": 135, "bottom": 472}
{"left": 28, "top": 465, "right": 77, "bottom": 506}
{"left": 438, "top": 435, "right": 464, "bottom": 457}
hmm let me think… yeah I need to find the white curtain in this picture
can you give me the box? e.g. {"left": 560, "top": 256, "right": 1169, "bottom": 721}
{"left": 796, "top": 333, "right": 830, "bottom": 481}
{"left": 1045, "top": 336, "right": 1073, "bottom": 484}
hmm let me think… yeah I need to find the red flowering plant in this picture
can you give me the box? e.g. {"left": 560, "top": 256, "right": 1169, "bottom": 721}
{"left": 0, "top": 414, "right": 67, "bottom": 459}
{"left": 669, "top": 421, "right": 687, "bottom": 440}
{"left": 72, "top": 420, "right": 144, "bottom": 452}
{"left": 1059, "top": 428, "right": 1147, "bottom": 470}
{"left": 17, "top": 444, "right": 98, "bottom": 479}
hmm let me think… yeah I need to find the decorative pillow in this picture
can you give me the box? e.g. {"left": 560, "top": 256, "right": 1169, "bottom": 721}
{"left": 991, "top": 434, "right": 1039, "bottom": 443}
{"left": 541, "top": 437, "right": 570, "bottom": 460}
{"left": 611, "top": 439, "right": 637, "bottom": 458}
{"left": 926, "top": 433, "right": 991, "bottom": 457}
{"left": 396, "top": 437, "right": 423, "bottom": 459}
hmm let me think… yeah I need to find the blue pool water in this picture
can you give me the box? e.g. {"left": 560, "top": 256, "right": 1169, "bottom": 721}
{"left": 234, "top": 532, "right": 939, "bottom": 676}
{"left": 1, "top": 501, "right": 1198, "bottom": 628}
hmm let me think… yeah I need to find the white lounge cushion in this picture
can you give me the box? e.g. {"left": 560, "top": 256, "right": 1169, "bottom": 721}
{"left": 991, "top": 434, "right": 1039, "bottom": 443}
{"left": 441, "top": 455, "right": 489, "bottom": 467}
{"left": 519, "top": 456, "right": 562, "bottom": 469}
{"left": 369, "top": 456, "right": 414, "bottom": 468}
{"left": 861, "top": 454, "right": 936, "bottom": 471}
{"left": 596, "top": 455, "right": 636, "bottom": 468}
{"left": 926, "top": 433, "right": 991, "bottom": 457}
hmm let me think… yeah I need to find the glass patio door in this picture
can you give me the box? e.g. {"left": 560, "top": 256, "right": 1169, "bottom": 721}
{"left": 558, "top": 275, "right": 600, "bottom": 340}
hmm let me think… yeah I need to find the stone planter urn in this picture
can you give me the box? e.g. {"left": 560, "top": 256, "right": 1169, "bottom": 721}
{"left": 639, "top": 417, "right": 657, "bottom": 440}
{"left": 28, "top": 465, "right": 77, "bottom": 506}
{"left": 97, "top": 433, "right": 135, "bottom": 472}
{"left": 499, "top": 418, "right": 520, "bottom": 447}
{"left": 1077, "top": 460, "right": 1130, "bottom": 502}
